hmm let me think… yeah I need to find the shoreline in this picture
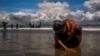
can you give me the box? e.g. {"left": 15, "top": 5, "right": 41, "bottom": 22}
{"left": 0, "top": 27, "right": 100, "bottom": 31}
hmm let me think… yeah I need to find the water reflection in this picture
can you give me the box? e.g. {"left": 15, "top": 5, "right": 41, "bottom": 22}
{"left": 55, "top": 47, "right": 81, "bottom": 56}
{"left": 1, "top": 30, "right": 8, "bottom": 48}
{"left": 0, "top": 29, "right": 100, "bottom": 56}
{"left": 2, "top": 30, "right": 7, "bottom": 39}
{"left": 1, "top": 30, "right": 25, "bottom": 56}
{"left": 0, "top": 30, "right": 55, "bottom": 56}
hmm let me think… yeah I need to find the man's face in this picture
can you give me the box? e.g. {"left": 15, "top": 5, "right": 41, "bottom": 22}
{"left": 53, "top": 20, "right": 64, "bottom": 34}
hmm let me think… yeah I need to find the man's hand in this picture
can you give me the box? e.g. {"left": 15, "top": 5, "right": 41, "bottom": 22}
{"left": 57, "top": 39, "right": 77, "bottom": 54}
{"left": 65, "top": 48, "right": 77, "bottom": 54}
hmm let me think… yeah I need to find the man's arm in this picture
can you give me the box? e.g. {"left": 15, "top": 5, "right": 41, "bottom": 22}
{"left": 75, "top": 26, "right": 82, "bottom": 45}
{"left": 56, "top": 38, "right": 77, "bottom": 53}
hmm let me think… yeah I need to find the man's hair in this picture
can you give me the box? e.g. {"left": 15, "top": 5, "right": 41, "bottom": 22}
{"left": 53, "top": 20, "right": 65, "bottom": 33}
{"left": 63, "top": 19, "right": 77, "bottom": 35}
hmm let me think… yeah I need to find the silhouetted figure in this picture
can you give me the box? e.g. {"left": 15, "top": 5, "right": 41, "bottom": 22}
{"left": 29, "top": 23, "right": 34, "bottom": 28}
{"left": 31, "top": 24, "right": 34, "bottom": 28}
{"left": 38, "top": 21, "right": 41, "bottom": 28}
{"left": 2, "top": 21, "right": 8, "bottom": 30}
{"left": 16, "top": 24, "right": 19, "bottom": 29}
{"left": 36, "top": 21, "right": 41, "bottom": 28}
{"left": 29, "top": 23, "right": 31, "bottom": 28}
{"left": 10, "top": 24, "right": 13, "bottom": 29}
{"left": 39, "top": 21, "right": 41, "bottom": 27}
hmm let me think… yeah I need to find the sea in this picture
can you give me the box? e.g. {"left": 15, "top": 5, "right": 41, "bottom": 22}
{"left": 0, "top": 26, "right": 100, "bottom": 56}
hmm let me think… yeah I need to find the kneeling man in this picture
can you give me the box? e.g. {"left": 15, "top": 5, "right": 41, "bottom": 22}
{"left": 53, "top": 19, "right": 82, "bottom": 53}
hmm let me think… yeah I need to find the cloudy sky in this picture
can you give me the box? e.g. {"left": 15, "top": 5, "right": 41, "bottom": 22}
{"left": 0, "top": 0, "right": 100, "bottom": 25}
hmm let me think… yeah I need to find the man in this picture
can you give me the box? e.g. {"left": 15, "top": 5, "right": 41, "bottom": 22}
{"left": 53, "top": 19, "right": 82, "bottom": 53}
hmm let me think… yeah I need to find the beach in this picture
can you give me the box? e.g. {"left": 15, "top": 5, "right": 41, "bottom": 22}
{"left": 0, "top": 28, "right": 100, "bottom": 56}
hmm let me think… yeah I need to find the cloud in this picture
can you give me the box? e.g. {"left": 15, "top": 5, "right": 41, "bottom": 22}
{"left": 67, "top": 10, "right": 84, "bottom": 22}
{"left": 0, "top": 0, "right": 100, "bottom": 25}
{"left": 7, "top": 2, "right": 71, "bottom": 25}
{"left": 19, "top": 8, "right": 36, "bottom": 13}
{"left": 9, "top": 12, "right": 30, "bottom": 24}
{"left": 0, "top": 1, "right": 84, "bottom": 25}
{"left": 83, "top": 0, "right": 100, "bottom": 21}
{"left": 9, "top": 11, "right": 41, "bottom": 24}
{"left": 0, "top": 11, "right": 10, "bottom": 22}
{"left": 84, "top": 0, "right": 100, "bottom": 12}
{"left": 37, "top": 2, "right": 70, "bottom": 20}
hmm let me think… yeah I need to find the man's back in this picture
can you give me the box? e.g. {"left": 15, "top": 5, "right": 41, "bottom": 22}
{"left": 54, "top": 19, "right": 82, "bottom": 48}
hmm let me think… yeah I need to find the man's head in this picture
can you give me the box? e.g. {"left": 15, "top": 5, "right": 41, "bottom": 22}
{"left": 53, "top": 20, "right": 65, "bottom": 34}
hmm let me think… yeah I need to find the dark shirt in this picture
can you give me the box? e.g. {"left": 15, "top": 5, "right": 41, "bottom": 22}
{"left": 55, "top": 26, "right": 82, "bottom": 48}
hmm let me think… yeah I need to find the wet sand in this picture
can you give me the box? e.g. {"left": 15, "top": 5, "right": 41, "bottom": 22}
{"left": 0, "top": 28, "right": 100, "bottom": 56}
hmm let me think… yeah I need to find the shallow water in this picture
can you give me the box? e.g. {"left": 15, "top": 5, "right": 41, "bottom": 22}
{"left": 81, "top": 31, "right": 100, "bottom": 56}
{"left": 0, "top": 29, "right": 100, "bottom": 56}
{"left": 55, "top": 31, "right": 100, "bottom": 56}
{"left": 0, "top": 29, "right": 55, "bottom": 56}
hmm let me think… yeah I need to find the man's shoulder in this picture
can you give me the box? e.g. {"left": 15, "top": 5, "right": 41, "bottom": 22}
{"left": 74, "top": 26, "right": 82, "bottom": 34}
{"left": 75, "top": 25, "right": 82, "bottom": 30}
